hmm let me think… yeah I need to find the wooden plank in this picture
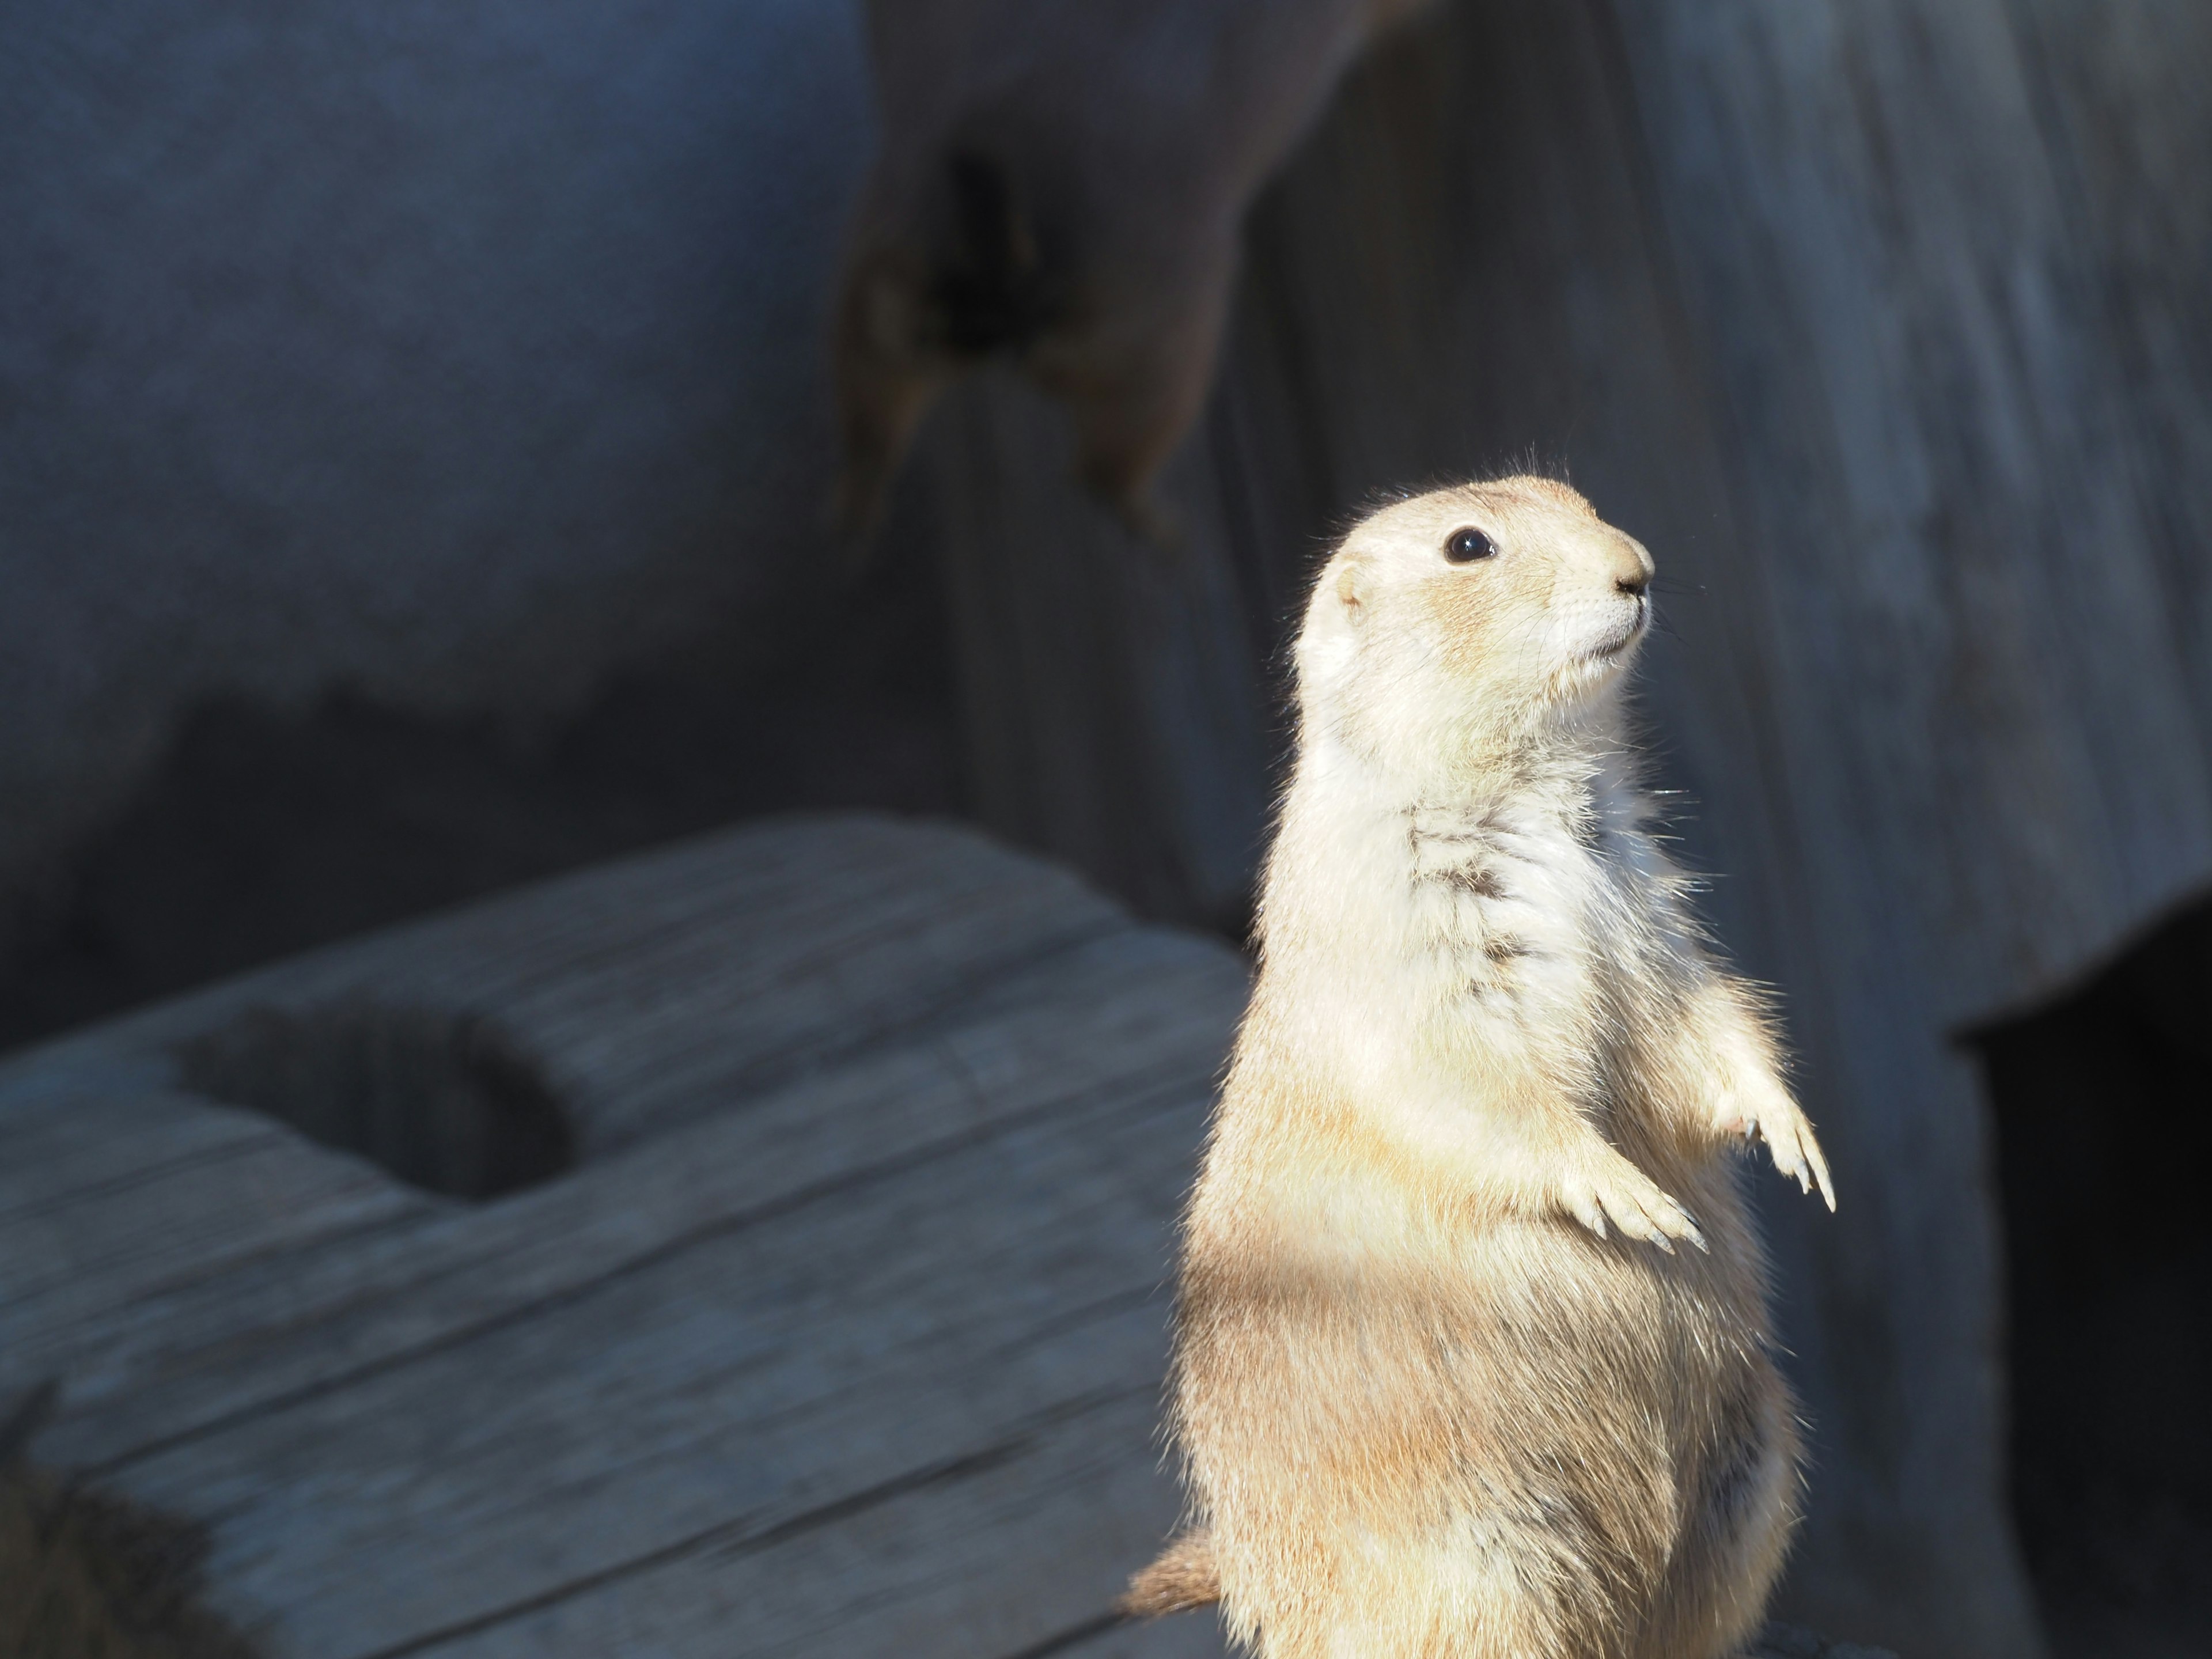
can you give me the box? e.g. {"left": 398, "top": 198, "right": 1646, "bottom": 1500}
{"left": 0, "top": 817, "right": 1247, "bottom": 1657}
{"left": 0, "top": 1093, "right": 426, "bottom": 1332}
{"left": 119, "top": 1073, "right": 1208, "bottom": 1656}
{"left": 1061, "top": 1614, "right": 1231, "bottom": 1659}
{"left": 0, "top": 816, "right": 1128, "bottom": 1153}
{"left": 0, "top": 1090, "right": 285, "bottom": 1224}
{"left": 422, "top": 1388, "right": 1228, "bottom": 1659}
{"left": 21, "top": 931, "right": 1240, "bottom": 1472}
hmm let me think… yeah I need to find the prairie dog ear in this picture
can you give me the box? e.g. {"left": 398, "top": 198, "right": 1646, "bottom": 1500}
{"left": 1335, "top": 562, "right": 1366, "bottom": 618}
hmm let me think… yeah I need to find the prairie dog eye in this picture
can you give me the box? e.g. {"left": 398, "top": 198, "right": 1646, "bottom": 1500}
{"left": 1445, "top": 527, "right": 1497, "bottom": 563}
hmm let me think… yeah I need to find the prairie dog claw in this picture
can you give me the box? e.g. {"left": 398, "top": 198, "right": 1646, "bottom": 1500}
{"left": 1720, "top": 1088, "right": 1836, "bottom": 1211}
{"left": 1560, "top": 1154, "right": 1706, "bottom": 1253}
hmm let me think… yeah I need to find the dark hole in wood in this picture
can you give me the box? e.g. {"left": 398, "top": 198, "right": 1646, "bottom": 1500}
{"left": 175, "top": 1003, "right": 575, "bottom": 1200}
{"left": 1968, "top": 895, "right": 2212, "bottom": 1659}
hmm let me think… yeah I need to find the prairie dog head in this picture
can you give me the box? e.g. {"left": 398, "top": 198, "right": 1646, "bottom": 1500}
{"left": 1296, "top": 477, "right": 1655, "bottom": 777}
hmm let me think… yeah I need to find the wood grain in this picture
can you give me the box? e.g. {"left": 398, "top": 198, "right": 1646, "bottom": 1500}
{"left": 0, "top": 816, "right": 1248, "bottom": 1658}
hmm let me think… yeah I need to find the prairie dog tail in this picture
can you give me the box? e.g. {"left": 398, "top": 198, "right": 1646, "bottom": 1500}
{"left": 1119, "top": 1531, "right": 1221, "bottom": 1618}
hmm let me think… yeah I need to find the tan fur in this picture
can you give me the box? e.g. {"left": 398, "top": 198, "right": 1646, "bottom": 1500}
{"left": 1131, "top": 479, "right": 1835, "bottom": 1657}
{"left": 833, "top": 0, "right": 1434, "bottom": 537}
{"left": 1119, "top": 1529, "right": 1222, "bottom": 1618}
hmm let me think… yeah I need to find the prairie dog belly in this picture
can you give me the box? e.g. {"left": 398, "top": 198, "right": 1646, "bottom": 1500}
{"left": 1179, "top": 1147, "right": 1796, "bottom": 1659}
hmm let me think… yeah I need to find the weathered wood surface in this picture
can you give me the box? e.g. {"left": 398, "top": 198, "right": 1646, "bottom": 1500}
{"left": 888, "top": 3, "right": 2212, "bottom": 1653}
{"left": 0, "top": 815, "right": 1245, "bottom": 1658}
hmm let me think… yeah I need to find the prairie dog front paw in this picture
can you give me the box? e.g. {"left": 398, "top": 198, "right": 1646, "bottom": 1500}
{"left": 1558, "top": 1149, "right": 1706, "bottom": 1253}
{"left": 1719, "top": 1084, "right": 1836, "bottom": 1211}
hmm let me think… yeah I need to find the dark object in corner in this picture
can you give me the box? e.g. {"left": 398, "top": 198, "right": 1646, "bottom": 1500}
{"left": 1971, "top": 893, "right": 2212, "bottom": 1659}
{"left": 0, "top": 1381, "right": 260, "bottom": 1659}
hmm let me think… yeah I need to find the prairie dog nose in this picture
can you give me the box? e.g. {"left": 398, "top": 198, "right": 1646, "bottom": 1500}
{"left": 1612, "top": 538, "right": 1654, "bottom": 597}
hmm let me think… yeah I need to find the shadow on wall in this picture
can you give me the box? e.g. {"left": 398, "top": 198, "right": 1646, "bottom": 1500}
{"left": 0, "top": 546, "right": 961, "bottom": 1056}
{"left": 1969, "top": 895, "right": 2212, "bottom": 1659}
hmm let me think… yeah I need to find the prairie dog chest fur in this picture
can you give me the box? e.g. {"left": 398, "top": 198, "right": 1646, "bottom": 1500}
{"left": 1281, "top": 741, "right": 1680, "bottom": 1105}
{"left": 1134, "top": 478, "right": 1836, "bottom": 1659}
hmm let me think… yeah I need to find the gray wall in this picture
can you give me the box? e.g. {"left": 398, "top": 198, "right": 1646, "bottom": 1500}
{"left": 0, "top": 0, "right": 872, "bottom": 941}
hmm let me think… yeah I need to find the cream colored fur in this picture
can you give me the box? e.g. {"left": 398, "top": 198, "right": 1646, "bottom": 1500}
{"left": 1131, "top": 478, "right": 1834, "bottom": 1658}
{"left": 834, "top": 0, "right": 1434, "bottom": 536}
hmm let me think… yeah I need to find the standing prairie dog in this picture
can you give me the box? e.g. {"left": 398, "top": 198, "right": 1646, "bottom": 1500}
{"left": 1127, "top": 478, "right": 1835, "bottom": 1658}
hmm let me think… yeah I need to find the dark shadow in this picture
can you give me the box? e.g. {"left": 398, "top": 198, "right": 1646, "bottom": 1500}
{"left": 177, "top": 1003, "right": 574, "bottom": 1201}
{"left": 1968, "top": 895, "right": 2212, "bottom": 1659}
{"left": 0, "top": 538, "right": 961, "bottom": 1056}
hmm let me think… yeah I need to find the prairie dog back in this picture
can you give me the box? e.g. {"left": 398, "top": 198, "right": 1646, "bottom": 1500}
{"left": 1131, "top": 478, "right": 1833, "bottom": 1659}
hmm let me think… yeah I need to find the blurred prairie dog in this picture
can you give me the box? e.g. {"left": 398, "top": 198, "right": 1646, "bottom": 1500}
{"left": 1127, "top": 478, "right": 1835, "bottom": 1658}
{"left": 835, "top": 0, "right": 1435, "bottom": 538}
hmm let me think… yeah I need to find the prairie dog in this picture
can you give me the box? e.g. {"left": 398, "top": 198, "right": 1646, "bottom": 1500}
{"left": 1128, "top": 479, "right": 1834, "bottom": 1658}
